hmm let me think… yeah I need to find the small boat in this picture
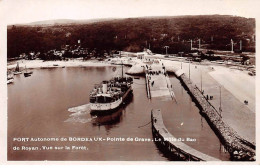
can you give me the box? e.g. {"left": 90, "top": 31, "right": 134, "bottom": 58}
{"left": 13, "top": 62, "right": 22, "bottom": 75}
{"left": 24, "top": 65, "right": 33, "bottom": 77}
{"left": 7, "top": 78, "right": 14, "bottom": 84}
{"left": 24, "top": 73, "right": 31, "bottom": 77}
{"left": 53, "top": 64, "right": 59, "bottom": 66}
{"left": 13, "top": 71, "right": 22, "bottom": 75}
{"left": 62, "top": 66, "right": 65, "bottom": 68}
{"left": 7, "top": 71, "right": 14, "bottom": 84}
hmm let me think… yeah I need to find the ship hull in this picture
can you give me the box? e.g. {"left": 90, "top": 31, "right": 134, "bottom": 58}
{"left": 14, "top": 71, "right": 22, "bottom": 75}
{"left": 90, "top": 87, "right": 133, "bottom": 115}
{"left": 24, "top": 73, "right": 31, "bottom": 77}
{"left": 7, "top": 79, "right": 14, "bottom": 84}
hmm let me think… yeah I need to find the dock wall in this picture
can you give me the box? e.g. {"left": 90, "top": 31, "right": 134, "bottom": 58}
{"left": 176, "top": 73, "right": 255, "bottom": 161}
{"left": 151, "top": 109, "right": 220, "bottom": 161}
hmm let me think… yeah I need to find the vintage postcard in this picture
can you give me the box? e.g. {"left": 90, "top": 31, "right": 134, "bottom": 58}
{"left": 0, "top": 0, "right": 259, "bottom": 165}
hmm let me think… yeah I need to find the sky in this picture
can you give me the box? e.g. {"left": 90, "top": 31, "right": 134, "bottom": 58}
{"left": 0, "top": 0, "right": 259, "bottom": 25}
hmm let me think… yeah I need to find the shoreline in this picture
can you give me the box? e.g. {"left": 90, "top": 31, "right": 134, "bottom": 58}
{"left": 7, "top": 59, "right": 113, "bottom": 70}
{"left": 7, "top": 56, "right": 255, "bottom": 142}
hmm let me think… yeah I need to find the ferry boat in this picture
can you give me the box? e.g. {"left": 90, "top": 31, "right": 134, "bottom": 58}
{"left": 89, "top": 56, "right": 133, "bottom": 114}
{"left": 89, "top": 76, "right": 133, "bottom": 114}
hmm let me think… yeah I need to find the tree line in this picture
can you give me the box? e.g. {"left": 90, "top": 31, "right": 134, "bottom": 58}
{"left": 7, "top": 15, "right": 255, "bottom": 58}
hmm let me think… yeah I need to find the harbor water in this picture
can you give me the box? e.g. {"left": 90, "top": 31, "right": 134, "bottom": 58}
{"left": 8, "top": 66, "right": 230, "bottom": 161}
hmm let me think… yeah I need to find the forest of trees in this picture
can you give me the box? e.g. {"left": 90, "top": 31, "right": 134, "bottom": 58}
{"left": 7, "top": 15, "right": 255, "bottom": 58}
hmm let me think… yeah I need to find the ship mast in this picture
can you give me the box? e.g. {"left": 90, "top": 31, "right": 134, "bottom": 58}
{"left": 15, "top": 62, "right": 19, "bottom": 72}
{"left": 120, "top": 51, "right": 123, "bottom": 77}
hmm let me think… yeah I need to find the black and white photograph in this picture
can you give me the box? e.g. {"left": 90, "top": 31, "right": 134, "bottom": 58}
{"left": 0, "top": 0, "right": 259, "bottom": 164}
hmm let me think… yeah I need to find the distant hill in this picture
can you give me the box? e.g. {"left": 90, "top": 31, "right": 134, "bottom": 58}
{"left": 16, "top": 18, "right": 117, "bottom": 26}
{"left": 7, "top": 15, "right": 255, "bottom": 58}
{"left": 28, "top": 19, "right": 77, "bottom": 25}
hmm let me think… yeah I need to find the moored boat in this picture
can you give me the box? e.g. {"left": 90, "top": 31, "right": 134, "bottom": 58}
{"left": 13, "top": 62, "right": 22, "bottom": 75}
{"left": 7, "top": 78, "right": 14, "bottom": 84}
{"left": 24, "top": 65, "right": 33, "bottom": 77}
{"left": 7, "top": 71, "right": 14, "bottom": 84}
{"left": 14, "top": 71, "right": 22, "bottom": 75}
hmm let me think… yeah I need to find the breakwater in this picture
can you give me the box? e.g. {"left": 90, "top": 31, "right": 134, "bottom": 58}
{"left": 151, "top": 109, "right": 220, "bottom": 161}
{"left": 176, "top": 71, "right": 255, "bottom": 161}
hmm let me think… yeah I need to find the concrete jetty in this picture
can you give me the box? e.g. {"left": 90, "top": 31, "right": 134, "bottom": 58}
{"left": 145, "top": 64, "right": 175, "bottom": 100}
{"left": 174, "top": 70, "right": 255, "bottom": 161}
{"left": 151, "top": 109, "right": 220, "bottom": 161}
{"left": 127, "top": 57, "right": 255, "bottom": 161}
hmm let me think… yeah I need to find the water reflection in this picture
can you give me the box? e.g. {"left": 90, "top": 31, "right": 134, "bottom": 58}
{"left": 91, "top": 92, "right": 133, "bottom": 130}
{"left": 92, "top": 108, "right": 123, "bottom": 127}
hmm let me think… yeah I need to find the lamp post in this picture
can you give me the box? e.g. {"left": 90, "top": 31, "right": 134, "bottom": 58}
{"left": 189, "top": 61, "right": 191, "bottom": 80}
{"left": 231, "top": 39, "right": 234, "bottom": 53}
{"left": 201, "top": 69, "right": 203, "bottom": 92}
{"left": 198, "top": 39, "right": 201, "bottom": 50}
{"left": 164, "top": 46, "right": 169, "bottom": 55}
{"left": 219, "top": 86, "right": 222, "bottom": 118}
{"left": 240, "top": 40, "right": 242, "bottom": 51}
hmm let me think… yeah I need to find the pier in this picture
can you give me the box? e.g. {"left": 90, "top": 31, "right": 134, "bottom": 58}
{"left": 145, "top": 61, "right": 255, "bottom": 161}
{"left": 145, "top": 63, "right": 175, "bottom": 100}
{"left": 174, "top": 69, "right": 255, "bottom": 161}
{"left": 151, "top": 109, "right": 220, "bottom": 161}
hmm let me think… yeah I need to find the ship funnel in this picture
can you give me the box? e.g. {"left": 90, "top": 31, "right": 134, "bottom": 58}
{"left": 102, "top": 81, "right": 108, "bottom": 93}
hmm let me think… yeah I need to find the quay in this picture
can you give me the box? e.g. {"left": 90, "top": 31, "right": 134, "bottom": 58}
{"left": 145, "top": 63, "right": 175, "bottom": 100}
{"left": 151, "top": 109, "right": 220, "bottom": 161}
{"left": 173, "top": 69, "right": 255, "bottom": 161}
